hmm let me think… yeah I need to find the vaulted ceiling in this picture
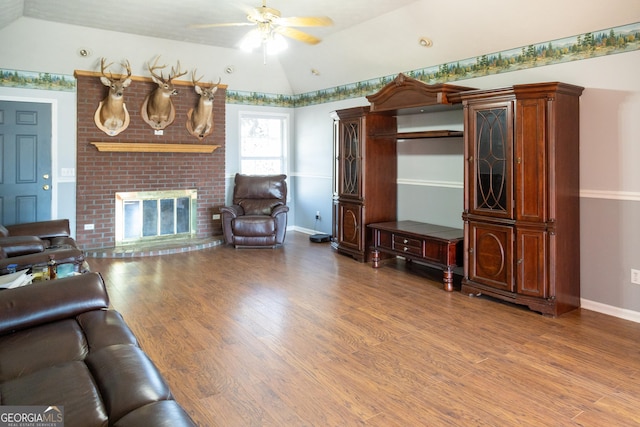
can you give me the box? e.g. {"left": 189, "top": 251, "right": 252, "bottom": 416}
{"left": 2, "top": 0, "right": 639, "bottom": 93}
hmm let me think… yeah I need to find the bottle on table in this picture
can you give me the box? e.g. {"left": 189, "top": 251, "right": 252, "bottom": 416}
{"left": 47, "top": 255, "right": 57, "bottom": 280}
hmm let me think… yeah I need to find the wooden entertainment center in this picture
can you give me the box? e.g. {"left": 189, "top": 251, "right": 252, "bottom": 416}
{"left": 331, "top": 74, "right": 472, "bottom": 263}
{"left": 331, "top": 73, "right": 584, "bottom": 316}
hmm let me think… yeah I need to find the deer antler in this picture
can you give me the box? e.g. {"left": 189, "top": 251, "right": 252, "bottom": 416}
{"left": 169, "top": 61, "right": 188, "bottom": 82}
{"left": 100, "top": 57, "right": 115, "bottom": 80}
{"left": 101, "top": 58, "right": 131, "bottom": 82}
{"left": 191, "top": 69, "right": 204, "bottom": 87}
{"left": 120, "top": 60, "right": 132, "bottom": 80}
{"left": 192, "top": 70, "right": 222, "bottom": 90}
{"left": 147, "top": 56, "right": 168, "bottom": 82}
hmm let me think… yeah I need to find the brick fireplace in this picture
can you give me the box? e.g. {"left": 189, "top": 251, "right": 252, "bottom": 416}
{"left": 75, "top": 70, "right": 226, "bottom": 250}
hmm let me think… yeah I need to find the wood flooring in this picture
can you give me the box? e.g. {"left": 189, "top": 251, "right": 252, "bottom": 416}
{"left": 88, "top": 232, "right": 640, "bottom": 426}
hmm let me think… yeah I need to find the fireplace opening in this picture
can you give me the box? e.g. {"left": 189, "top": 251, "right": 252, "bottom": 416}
{"left": 115, "top": 189, "right": 197, "bottom": 246}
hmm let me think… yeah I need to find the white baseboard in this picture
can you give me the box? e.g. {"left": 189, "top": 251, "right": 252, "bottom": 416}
{"left": 581, "top": 299, "right": 640, "bottom": 323}
{"left": 292, "top": 226, "right": 320, "bottom": 235}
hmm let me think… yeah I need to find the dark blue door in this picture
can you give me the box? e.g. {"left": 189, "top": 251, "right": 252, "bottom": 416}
{"left": 0, "top": 101, "right": 52, "bottom": 225}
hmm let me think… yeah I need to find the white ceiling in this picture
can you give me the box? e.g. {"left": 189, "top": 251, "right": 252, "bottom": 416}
{"left": 1, "top": 0, "right": 418, "bottom": 50}
{"left": 2, "top": 0, "right": 639, "bottom": 94}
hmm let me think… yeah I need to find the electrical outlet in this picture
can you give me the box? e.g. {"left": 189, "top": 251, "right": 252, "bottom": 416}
{"left": 631, "top": 269, "right": 640, "bottom": 285}
{"left": 212, "top": 214, "right": 221, "bottom": 220}
{"left": 84, "top": 224, "right": 94, "bottom": 231}
{"left": 315, "top": 210, "right": 320, "bottom": 220}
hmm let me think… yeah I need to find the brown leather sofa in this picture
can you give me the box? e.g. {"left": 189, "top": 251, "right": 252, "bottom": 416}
{"left": 220, "top": 173, "right": 289, "bottom": 248}
{"left": 0, "top": 272, "right": 196, "bottom": 427}
{"left": 0, "top": 219, "right": 87, "bottom": 275}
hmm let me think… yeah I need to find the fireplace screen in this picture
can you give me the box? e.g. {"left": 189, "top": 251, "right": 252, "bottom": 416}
{"left": 116, "top": 190, "right": 197, "bottom": 245}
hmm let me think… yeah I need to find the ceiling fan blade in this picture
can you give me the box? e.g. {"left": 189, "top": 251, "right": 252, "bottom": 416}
{"left": 274, "top": 26, "right": 322, "bottom": 45}
{"left": 189, "top": 22, "right": 256, "bottom": 29}
{"left": 275, "top": 16, "right": 333, "bottom": 27}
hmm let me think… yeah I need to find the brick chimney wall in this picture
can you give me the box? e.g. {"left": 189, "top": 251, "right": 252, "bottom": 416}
{"left": 75, "top": 72, "right": 226, "bottom": 250}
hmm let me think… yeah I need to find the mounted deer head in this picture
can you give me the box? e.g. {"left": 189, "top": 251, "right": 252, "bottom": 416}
{"left": 186, "top": 70, "right": 221, "bottom": 140}
{"left": 95, "top": 58, "right": 132, "bottom": 136}
{"left": 141, "top": 56, "right": 187, "bottom": 129}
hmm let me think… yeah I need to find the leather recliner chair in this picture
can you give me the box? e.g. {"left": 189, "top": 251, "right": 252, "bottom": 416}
{"left": 220, "top": 174, "right": 289, "bottom": 248}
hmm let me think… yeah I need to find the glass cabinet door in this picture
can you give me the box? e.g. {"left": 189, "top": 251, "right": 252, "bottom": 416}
{"left": 339, "top": 118, "right": 361, "bottom": 198}
{"left": 467, "top": 102, "right": 513, "bottom": 219}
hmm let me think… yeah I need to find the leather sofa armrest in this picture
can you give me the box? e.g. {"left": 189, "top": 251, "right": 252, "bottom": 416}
{"left": 0, "top": 236, "right": 46, "bottom": 257}
{"left": 0, "top": 272, "right": 109, "bottom": 335}
{"left": 271, "top": 205, "right": 290, "bottom": 217}
{"left": 5, "top": 219, "right": 71, "bottom": 239}
{"left": 220, "top": 205, "right": 243, "bottom": 245}
{"left": 220, "top": 205, "right": 243, "bottom": 218}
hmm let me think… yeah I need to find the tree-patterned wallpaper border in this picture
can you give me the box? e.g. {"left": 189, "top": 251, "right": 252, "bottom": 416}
{"left": 2, "top": 22, "right": 638, "bottom": 107}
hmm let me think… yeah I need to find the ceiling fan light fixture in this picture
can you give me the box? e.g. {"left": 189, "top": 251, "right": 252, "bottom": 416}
{"left": 193, "top": 0, "right": 330, "bottom": 61}
{"left": 240, "top": 29, "right": 263, "bottom": 52}
{"left": 266, "top": 33, "right": 288, "bottom": 55}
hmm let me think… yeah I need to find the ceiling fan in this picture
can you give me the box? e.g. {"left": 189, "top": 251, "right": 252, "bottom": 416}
{"left": 191, "top": 0, "right": 334, "bottom": 50}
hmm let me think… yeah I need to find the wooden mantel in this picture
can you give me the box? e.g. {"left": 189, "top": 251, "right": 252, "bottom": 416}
{"left": 91, "top": 142, "right": 220, "bottom": 153}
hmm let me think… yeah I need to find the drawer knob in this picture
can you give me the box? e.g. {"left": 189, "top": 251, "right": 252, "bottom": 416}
{"left": 403, "top": 239, "right": 408, "bottom": 244}
{"left": 403, "top": 247, "right": 409, "bottom": 252}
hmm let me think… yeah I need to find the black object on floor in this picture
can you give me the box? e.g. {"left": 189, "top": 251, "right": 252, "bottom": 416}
{"left": 309, "top": 234, "right": 331, "bottom": 243}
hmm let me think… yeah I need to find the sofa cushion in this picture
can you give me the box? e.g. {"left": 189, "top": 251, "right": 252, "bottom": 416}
{"left": 4, "top": 219, "right": 70, "bottom": 239}
{"left": 78, "top": 310, "right": 139, "bottom": 350}
{"left": 233, "top": 235, "right": 277, "bottom": 246}
{"left": 0, "top": 361, "right": 109, "bottom": 427}
{"left": 0, "top": 236, "right": 46, "bottom": 257}
{"left": 86, "top": 344, "right": 174, "bottom": 422}
{"left": 233, "top": 174, "right": 287, "bottom": 201}
{"left": 232, "top": 215, "right": 276, "bottom": 236}
{"left": 0, "top": 319, "right": 88, "bottom": 381}
{"left": 0, "top": 273, "right": 108, "bottom": 335}
{"left": 238, "top": 198, "right": 284, "bottom": 215}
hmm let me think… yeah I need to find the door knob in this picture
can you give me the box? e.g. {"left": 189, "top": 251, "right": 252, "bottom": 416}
{"left": 42, "top": 184, "right": 50, "bottom": 190}
{"left": 43, "top": 174, "right": 50, "bottom": 179}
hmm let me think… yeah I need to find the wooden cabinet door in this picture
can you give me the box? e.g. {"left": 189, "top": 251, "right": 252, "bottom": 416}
{"left": 337, "top": 201, "right": 363, "bottom": 253}
{"left": 466, "top": 101, "right": 514, "bottom": 220}
{"left": 467, "top": 221, "right": 514, "bottom": 292}
{"left": 515, "top": 98, "right": 547, "bottom": 223}
{"left": 516, "top": 227, "right": 548, "bottom": 297}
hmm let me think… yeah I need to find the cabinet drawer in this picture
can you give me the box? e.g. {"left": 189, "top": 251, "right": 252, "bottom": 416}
{"left": 393, "top": 235, "right": 422, "bottom": 248}
{"left": 392, "top": 235, "right": 423, "bottom": 256}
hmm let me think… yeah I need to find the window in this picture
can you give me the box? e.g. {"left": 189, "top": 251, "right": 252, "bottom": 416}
{"left": 239, "top": 113, "right": 288, "bottom": 174}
